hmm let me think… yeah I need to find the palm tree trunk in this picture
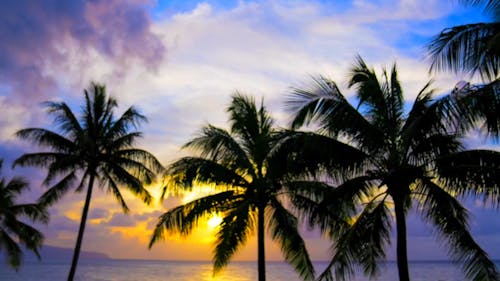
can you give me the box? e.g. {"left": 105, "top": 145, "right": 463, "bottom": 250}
{"left": 394, "top": 199, "right": 410, "bottom": 281}
{"left": 67, "top": 174, "right": 95, "bottom": 281}
{"left": 257, "top": 204, "right": 266, "bottom": 281}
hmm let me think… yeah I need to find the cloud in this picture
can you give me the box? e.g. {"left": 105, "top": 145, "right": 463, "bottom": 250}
{"left": 104, "top": 0, "right": 469, "bottom": 172}
{"left": 89, "top": 208, "right": 110, "bottom": 220}
{"left": 0, "top": 0, "right": 165, "bottom": 103}
{"left": 107, "top": 213, "right": 137, "bottom": 227}
{"left": 0, "top": 97, "right": 32, "bottom": 141}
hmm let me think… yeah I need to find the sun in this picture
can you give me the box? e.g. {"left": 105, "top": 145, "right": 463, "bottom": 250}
{"left": 206, "top": 214, "right": 222, "bottom": 229}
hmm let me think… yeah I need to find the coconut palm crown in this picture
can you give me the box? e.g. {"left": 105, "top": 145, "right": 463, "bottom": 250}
{"left": 288, "top": 56, "right": 499, "bottom": 281}
{"left": 149, "top": 94, "right": 350, "bottom": 281}
{"left": 0, "top": 159, "right": 48, "bottom": 269}
{"left": 14, "top": 83, "right": 163, "bottom": 281}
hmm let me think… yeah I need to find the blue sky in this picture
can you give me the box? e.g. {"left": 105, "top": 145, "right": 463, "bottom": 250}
{"left": 0, "top": 0, "right": 498, "bottom": 264}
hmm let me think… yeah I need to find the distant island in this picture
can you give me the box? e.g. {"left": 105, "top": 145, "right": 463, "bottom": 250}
{"left": 25, "top": 245, "right": 110, "bottom": 261}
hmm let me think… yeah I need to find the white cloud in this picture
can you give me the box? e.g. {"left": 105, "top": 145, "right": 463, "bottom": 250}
{"left": 0, "top": 96, "right": 32, "bottom": 141}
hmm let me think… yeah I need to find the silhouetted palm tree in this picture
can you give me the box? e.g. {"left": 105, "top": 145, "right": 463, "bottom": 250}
{"left": 150, "top": 94, "right": 332, "bottom": 281}
{"left": 427, "top": 1, "right": 500, "bottom": 210}
{"left": 14, "top": 83, "right": 163, "bottom": 281}
{"left": 288, "top": 56, "right": 499, "bottom": 281}
{"left": 0, "top": 159, "right": 48, "bottom": 269}
{"left": 427, "top": 0, "right": 499, "bottom": 81}
{"left": 435, "top": 79, "right": 500, "bottom": 224}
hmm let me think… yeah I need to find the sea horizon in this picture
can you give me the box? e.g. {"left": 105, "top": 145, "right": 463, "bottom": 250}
{"left": 2, "top": 258, "right": 497, "bottom": 281}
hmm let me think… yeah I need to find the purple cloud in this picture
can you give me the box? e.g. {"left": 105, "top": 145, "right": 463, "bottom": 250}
{"left": 107, "top": 213, "right": 137, "bottom": 227}
{"left": 0, "top": 0, "right": 165, "bottom": 101}
{"left": 89, "top": 208, "right": 110, "bottom": 220}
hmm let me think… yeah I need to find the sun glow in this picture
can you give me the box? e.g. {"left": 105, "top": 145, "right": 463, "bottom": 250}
{"left": 206, "top": 214, "right": 222, "bottom": 229}
{"left": 180, "top": 186, "right": 217, "bottom": 204}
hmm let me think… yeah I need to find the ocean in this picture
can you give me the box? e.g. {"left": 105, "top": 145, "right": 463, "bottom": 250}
{"left": 0, "top": 259, "right": 486, "bottom": 280}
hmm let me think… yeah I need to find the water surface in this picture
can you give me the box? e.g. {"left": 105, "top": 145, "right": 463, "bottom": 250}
{"left": 0, "top": 259, "right": 486, "bottom": 280}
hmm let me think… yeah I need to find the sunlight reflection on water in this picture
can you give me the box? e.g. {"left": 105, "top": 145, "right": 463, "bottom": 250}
{"left": 0, "top": 259, "right": 490, "bottom": 281}
{"left": 77, "top": 260, "right": 297, "bottom": 281}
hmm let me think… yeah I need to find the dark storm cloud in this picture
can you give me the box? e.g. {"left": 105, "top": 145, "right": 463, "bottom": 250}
{"left": 0, "top": 0, "right": 165, "bottom": 100}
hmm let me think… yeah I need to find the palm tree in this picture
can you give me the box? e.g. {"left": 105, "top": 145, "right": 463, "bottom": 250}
{"left": 149, "top": 94, "right": 334, "bottom": 281}
{"left": 288, "top": 56, "right": 499, "bottom": 281}
{"left": 427, "top": 0, "right": 499, "bottom": 81}
{"left": 427, "top": 0, "right": 500, "bottom": 216}
{"left": 13, "top": 83, "right": 163, "bottom": 281}
{"left": 0, "top": 159, "right": 48, "bottom": 269}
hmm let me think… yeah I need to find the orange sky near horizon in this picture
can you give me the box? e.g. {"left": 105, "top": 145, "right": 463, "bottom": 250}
{"left": 42, "top": 183, "right": 333, "bottom": 262}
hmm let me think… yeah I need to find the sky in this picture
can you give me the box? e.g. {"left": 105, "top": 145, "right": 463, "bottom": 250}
{"left": 1, "top": 0, "right": 499, "bottom": 264}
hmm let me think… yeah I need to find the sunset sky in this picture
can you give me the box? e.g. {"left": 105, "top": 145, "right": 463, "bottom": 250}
{"left": 1, "top": 0, "right": 499, "bottom": 262}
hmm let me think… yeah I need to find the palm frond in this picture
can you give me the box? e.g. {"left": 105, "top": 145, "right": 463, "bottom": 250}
{"left": 457, "top": 0, "right": 500, "bottom": 18}
{"left": 82, "top": 83, "right": 118, "bottom": 133}
{"left": 289, "top": 76, "right": 379, "bottom": 144}
{"left": 436, "top": 150, "right": 500, "bottom": 203}
{"left": 10, "top": 204, "right": 49, "bottom": 223}
{"left": 408, "top": 134, "right": 463, "bottom": 165}
{"left": 270, "top": 131, "right": 367, "bottom": 179}
{"left": 149, "top": 191, "right": 241, "bottom": 246}
{"left": 37, "top": 172, "right": 78, "bottom": 207}
{"left": 286, "top": 181, "right": 338, "bottom": 228}
{"left": 448, "top": 80, "right": 500, "bottom": 139}
{"left": 15, "top": 128, "right": 75, "bottom": 152}
{"left": 213, "top": 200, "right": 254, "bottom": 274}
{"left": 417, "top": 178, "right": 499, "bottom": 281}
{"left": 267, "top": 198, "right": 315, "bottom": 280}
{"left": 402, "top": 81, "right": 435, "bottom": 132}
{"left": 102, "top": 162, "right": 152, "bottom": 205}
{"left": 472, "top": 80, "right": 500, "bottom": 138}
{"left": 13, "top": 152, "right": 78, "bottom": 172}
{"left": 382, "top": 63, "right": 405, "bottom": 134}
{"left": 2, "top": 177, "right": 29, "bottom": 196}
{"left": 107, "top": 151, "right": 160, "bottom": 183}
{"left": 103, "top": 172, "right": 130, "bottom": 213}
{"left": 0, "top": 230, "right": 22, "bottom": 269}
{"left": 286, "top": 182, "right": 352, "bottom": 236}
{"left": 42, "top": 155, "right": 82, "bottom": 186}
{"left": 165, "top": 157, "right": 249, "bottom": 194}
{"left": 401, "top": 84, "right": 445, "bottom": 152}
{"left": 183, "top": 125, "right": 253, "bottom": 174}
{"left": 43, "top": 101, "right": 82, "bottom": 136}
{"left": 290, "top": 176, "right": 377, "bottom": 237}
{"left": 106, "top": 106, "right": 147, "bottom": 138}
{"left": 108, "top": 132, "right": 143, "bottom": 149}
{"left": 116, "top": 149, "right": 163, "bottom": 171}
{"left": 287, "top": 76, "right": 343, "bottom": 129}
{"left": 228, "top": 94, "right": 272, "bottom": 146}
{"left": 228, "top": 93, "right": 274, "bottom": 173}
{"left": 10, "top": 221, "right": 44, "bottom": 253}
{"left": 349, "top": 55, "right": 388, "bottom": 125}
{"left": 318, "top": 200, "right": 391, "bottom": 281}
{"left": 428, "top": 22, "right": 500, "bottom": 81}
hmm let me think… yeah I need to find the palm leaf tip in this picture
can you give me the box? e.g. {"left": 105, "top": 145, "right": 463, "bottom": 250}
{"left": 212, "top": 203, "right": 253, "bottom": 275}
{"left": 269, "top": 200, "right": 315, "bottom": 280}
